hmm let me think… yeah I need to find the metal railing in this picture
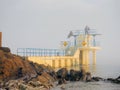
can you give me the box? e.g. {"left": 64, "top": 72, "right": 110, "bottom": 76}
{"left": 17, "top": 48, "right": 65, "bottom": 57}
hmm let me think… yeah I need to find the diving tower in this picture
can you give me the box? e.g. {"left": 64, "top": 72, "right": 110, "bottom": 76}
{"left": 17, "top": 26, "right": 101, "bottom": 67}
{"left": 65, "top": 26, "right": 101, "bottom": 65}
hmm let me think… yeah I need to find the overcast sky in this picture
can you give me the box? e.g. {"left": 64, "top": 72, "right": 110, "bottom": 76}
{"left": 0, "top": 0, "right": 120, "bottom": 64}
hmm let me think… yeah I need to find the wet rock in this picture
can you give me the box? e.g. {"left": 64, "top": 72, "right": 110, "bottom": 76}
{"left": 69, "top": 69, "right": 76, "bottom": 81}
{"left": 113, "top": 80, "right": 120, "bottom": 84}
{"left": 116, "top": 76, "right": 120, "bottom": 80}
{"left": 92, "top": 77, "right": 104, "bottom": 81}
{"left": 79, "top": 68, "right": 86, "bottom": 81}
{"left": 107, "top": 77, "right": 120, "bottom": 84}
{"left": 57, "top": 78, "right": 67, "bottom": 85}
{"left": 57, "top": 68, "right": 68, "bottom": 79}
{"left": 69, "top": 69, "right": 83, "bottom": 81}
{"left": 84, "top": 72, "right": 92, "bottom": 82}
{"left": 71, "top": 70, "right": 80, "bottom": 81}
{"left": 58, "top": 79, "right": 64, "bottom": 85}
{"left": 107, "top": 78, "right": 114, "bottom": 81}
{"left": 56, "top": 68, "right": 69, "bottom": 85}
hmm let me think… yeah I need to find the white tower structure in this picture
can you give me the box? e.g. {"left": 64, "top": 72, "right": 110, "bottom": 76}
{"left": 66, "top": 26, "right": 101, "bottom": 65}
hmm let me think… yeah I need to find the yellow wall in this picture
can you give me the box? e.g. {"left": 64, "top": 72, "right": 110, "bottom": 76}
{"left": 27, "top": 47, "right": 99, "bottom": 68}
{"left": 28, "top": 56, "right": 77, "bottom": 68}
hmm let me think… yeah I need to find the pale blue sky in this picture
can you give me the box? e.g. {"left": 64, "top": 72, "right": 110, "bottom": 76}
{"left": 0, "top": 0, "right": 120, "bottom": 64}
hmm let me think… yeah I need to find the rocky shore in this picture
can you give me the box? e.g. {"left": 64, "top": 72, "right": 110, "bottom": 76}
{"left": 56, "top": 68, "right": 120, "bottom": 84}
{"left": 0, "top": 47, "right": 56, "bottom": 90}
{"left": 0, "top": 47, "right": 120, "bottom": 90}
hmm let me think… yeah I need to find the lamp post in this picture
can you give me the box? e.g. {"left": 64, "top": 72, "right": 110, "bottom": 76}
{"left": 0, "top": 32, "right": 2, "bottom": 47}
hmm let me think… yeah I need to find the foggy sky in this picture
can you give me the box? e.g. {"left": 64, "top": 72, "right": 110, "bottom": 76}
{"left": 0, "top": 0, "right": 120, "bottom": 65}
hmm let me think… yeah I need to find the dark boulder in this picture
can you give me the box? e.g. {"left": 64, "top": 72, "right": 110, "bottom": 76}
{"left": 56, "top": 68, "right": 68, "bottom": 85}
{"left": 92, "top": 77, "right": 103, "bottom": 81}
{"left": 113, "top": 79, "right": 120, "bottom": 84}
{"left": 56, "top": 68, "right": 68, "bottom": 79}
{"left": 85, "top": 72, "right": 92, "bottom": 82}
{"left": 69, "top": 69, "right": 80, "bottom": 81}
{"left": 69, "top": 69, "right": 75, "bottom": 81}
{"left": 116, "top": 76, "right": 120, "bottom": 80}
{"left": 58, "top": 79, "right": 63, "bottom": 85}
{"left": 57, "top": 78, "right": 67, "bottom": 85}
{"left": 0, "top": 47, "right": 10, "bottom": 53}
{"left": 107, "top": 77, "right": 120, "bottom": 84}
{"left": 17, "top": 67, "right": 23, "bottom": 78}
{"left": 49, "top": 71, "right": 57, "bottom": 80}
{"left": 107, "top": 78, "right": 115, "bottom": 82}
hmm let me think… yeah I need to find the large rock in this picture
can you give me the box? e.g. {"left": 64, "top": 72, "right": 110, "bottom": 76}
{"left": 69, "top": 69, "right": 80, "bottom": 81}
{"left": 56, "top": 68, "right": 68, "bottom": 79}
{"left": 0, "top": 50, "right": 37, "bottom": 80}
{"left": 0, "top": 47, "right": 11, "bottom": 53}
{"left": 37, "top": 72, "right": 55, "bottom": 83}
{"left": 29, "top": 62, "right": 55, "bottom": 75}
{"left": 107, "top": 76, "right": 120, "bottom": 84}
{"left": 2, "top": 79, "right": 47, "bottom": 90}
{"left": 92, "top": 76, "right": 104, "bottom": 81}
{"left": 0, "top": 47, "right": 57, "bottom": 90}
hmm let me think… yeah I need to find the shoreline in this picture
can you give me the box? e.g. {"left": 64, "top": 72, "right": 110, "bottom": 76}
{"left": 0, "top": 47, "right": 120, "bottom": 90}
{"left": 0, "top": 67, "right": 120, "bottom": 90}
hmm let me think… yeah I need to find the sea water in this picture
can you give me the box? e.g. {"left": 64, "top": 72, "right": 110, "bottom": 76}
{"left": 51, "top": 81, "right": 120, "bottom": 90}
{"left": 51, "top": 63, "right": 120, "bottom": 90}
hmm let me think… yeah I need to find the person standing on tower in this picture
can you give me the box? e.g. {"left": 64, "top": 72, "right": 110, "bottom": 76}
{"left": 85, "top": 26, "right": 90, "bottom": 35}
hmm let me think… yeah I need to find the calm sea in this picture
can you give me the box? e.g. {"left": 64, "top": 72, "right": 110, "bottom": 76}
{"left": 52, "top": 62, "right": 120, "bottom": 90}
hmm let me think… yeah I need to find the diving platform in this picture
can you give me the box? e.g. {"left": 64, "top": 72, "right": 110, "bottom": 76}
{"left": 17, "top": 26, "right": 101, "bottom": 68}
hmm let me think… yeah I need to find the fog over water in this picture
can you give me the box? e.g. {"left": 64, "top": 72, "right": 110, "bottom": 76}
{"left": 0, "top": 0, "right": 120, "bottom": 67}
